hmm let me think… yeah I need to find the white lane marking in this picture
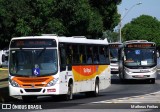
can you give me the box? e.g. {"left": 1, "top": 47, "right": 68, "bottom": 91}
{"left": 91, "top": 91, "right": 160, "bottom": 103}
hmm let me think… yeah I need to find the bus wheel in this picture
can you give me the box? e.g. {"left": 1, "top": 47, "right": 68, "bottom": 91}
{"left": 65, "top": 83, "right": 73, "bottom": 100}
{"left": 22, "top": 96, "right": 37, "bottom": 102}
{"left": 93, "top": 79, "right": 99, "bottom": 97}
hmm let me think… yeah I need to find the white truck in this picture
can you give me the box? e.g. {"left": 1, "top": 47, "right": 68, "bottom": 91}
{"left": 0, "top": 49, "right": 9, "bottom": 68}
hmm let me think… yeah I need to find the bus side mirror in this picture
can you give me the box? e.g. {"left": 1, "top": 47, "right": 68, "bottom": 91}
{"left": 2, "top": 54, "right": 5, "bottom": 62}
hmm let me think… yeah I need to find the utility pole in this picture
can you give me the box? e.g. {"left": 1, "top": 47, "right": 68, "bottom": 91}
{"left": 119, "top": 2, "right": 142, "bottom": 43}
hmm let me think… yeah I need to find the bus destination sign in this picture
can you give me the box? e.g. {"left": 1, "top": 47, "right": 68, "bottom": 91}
{"left": 11, "top": 39, "right": 57, "bottom": 48}
{"left": 126, "top": 43, "right": 155, "bottom": 48}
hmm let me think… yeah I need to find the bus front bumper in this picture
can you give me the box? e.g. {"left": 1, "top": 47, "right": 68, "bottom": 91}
{"left": 124, "top": 71, "right": 157, "bottom": 79}
{"left": 9, "top": 83, "right": 67, "bottom": 96}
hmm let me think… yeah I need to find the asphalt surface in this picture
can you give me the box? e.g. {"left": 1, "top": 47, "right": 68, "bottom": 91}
{"left": 1, "top": 63, "right": 160, "bottom": 111}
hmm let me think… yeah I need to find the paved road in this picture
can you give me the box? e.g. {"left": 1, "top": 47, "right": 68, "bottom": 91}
{"left": 1, "top": 67, "right": 160, "bottom": 111}
{"left": 3, "top": 72, "right": 159, "bottom": 110}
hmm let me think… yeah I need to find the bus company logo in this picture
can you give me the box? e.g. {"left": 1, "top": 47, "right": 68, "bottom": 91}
{"left": 2, "top": 104, "right": 11, "bottom": 109}
{"left": 83, "top": 68, "right": 91, "bottom": 73}
{"left": 140, "top": 69, "right": 150, "bottom": 72}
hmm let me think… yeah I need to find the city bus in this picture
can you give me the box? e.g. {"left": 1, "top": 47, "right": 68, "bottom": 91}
{"left": 8, "top": 35, "right": 111, "bottom": 102}
{"left": 119, "top": 40, "right": 158, "bottom": 83}
{"left": 109, "top": 42, "right": 122, "bottom": 74}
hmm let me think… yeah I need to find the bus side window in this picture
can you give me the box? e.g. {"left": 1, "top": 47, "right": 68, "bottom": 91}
{"left": 60, "top": 46, "right": 66, "bottom": 71}
{"left": 99, "top": 46, "right": 107, "bottom": 64}
{"left": 66, "top": 44, "right": 73, "bottom": 70}
{"left": 79, "top": 45, "right": 86, "bottom": 64}
{"left": 93, "top": 46, "right": 99, "bottom": 64}
{"left": 86, "top": 45, "right": 93, "bottom": 64}
{"left": 105, "top": 46, "right": 110, "bottom": 64}
{"left": 72, "top": 44, "right": 79, "bottom": 64}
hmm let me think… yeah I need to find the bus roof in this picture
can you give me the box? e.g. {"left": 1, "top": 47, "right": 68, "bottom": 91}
{"left": 124, "top": 40, "right": 148, "bottom": 43}
{"left": 109, "top": 42, "right": 122, "bottom": 45}
{"left": 124, "top": 40, "right": 155, "bottom": 45}
{"left": 11, "top": 35, "right": 109, "bottom": 45}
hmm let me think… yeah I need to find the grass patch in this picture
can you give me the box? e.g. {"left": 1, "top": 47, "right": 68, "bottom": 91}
{"left": 0, "top": 70, "right": 8, "bottom": 80}
{"left": 0, "top": 70, "right": 8, "bottom": 89}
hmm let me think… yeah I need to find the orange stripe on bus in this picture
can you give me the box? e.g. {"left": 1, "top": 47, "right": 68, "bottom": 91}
{"left": 72, "top": 65, "right": 109, "bottom": 81}
{"left": 12, "top": 76, "right": 53, "bottom": 88}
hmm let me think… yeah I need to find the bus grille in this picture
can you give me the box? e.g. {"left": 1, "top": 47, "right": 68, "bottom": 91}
{"left": 24, "top": 89, "right": 42, "bottom": 92}
{"left": 12, "top": 76, "right": 53, "bottom": 88}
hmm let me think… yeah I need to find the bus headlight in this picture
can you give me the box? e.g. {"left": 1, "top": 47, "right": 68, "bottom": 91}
{"left": 9, "top": 78, "right": 19, "bottom": 87}
{"left": 46, "top": 78, "right": 59, "bottom": 87}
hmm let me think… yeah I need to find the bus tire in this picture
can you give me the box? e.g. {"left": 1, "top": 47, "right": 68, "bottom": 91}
{"left": 22, "top": 96, "right": 37, "bottom": 102}
{"left": 64, "top": 83, "right": 73, "bottom": 101}
{"left": 92, "top": 79, "right": 99, "bottom": 97}
{"left": 85, "top": 79, "right": 99, "bottom": 97}
{"left": 94, "top": 80, "right": 99, "bottom": 96}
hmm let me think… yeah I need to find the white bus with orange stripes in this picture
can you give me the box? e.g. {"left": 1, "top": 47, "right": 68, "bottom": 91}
{"left": 8, "top": 35, "right": 111, "bottom": 102}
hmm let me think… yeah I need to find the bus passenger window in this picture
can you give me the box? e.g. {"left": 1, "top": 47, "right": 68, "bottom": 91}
{"left": 87, "top": 55, "right": 92, "bottom": 64}
{"left": 93, "top": 54, "right": 99, "bottom": 64}
{"left": 99, "top": 46, "right": 107, "bottom": 64}
{"left": 73, "top": 54, "right": 80, "bottom": 64}
{"left": 86, "top": 45, "right": 93, "bottom": 64}
{"left": 79, "top": 54, "right": 83, "bottom": 63}
{"left": 79, "top": 45, "right": 86, "bottom": 64}
{"left": 60, "top": 47, "right": 66, "bottom": 65}
{"left": 72, "top": 44, "right": 79, "bottom": 64}
{"left": 66, "top": 45, "right": 73, "bottom": 64}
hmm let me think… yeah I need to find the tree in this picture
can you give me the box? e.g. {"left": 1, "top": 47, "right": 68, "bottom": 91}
{"left": 102, "top": 30, "right": 119, "bottom": 42}
{"left": 122, "top": 15, "right": 160, "bottom": 46}
{"left": 0, "top": 0, "right": 121, "bottom": 49}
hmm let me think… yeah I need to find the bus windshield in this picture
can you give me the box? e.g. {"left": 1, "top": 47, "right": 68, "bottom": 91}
{"left": 9, "top": 49, "right": 58, "bottom": 76}
{"left": 124, "top": 48, "right": 156, "bottom": 67}
{"left": 110, "top": 48, "right": 118, "bottom": 62}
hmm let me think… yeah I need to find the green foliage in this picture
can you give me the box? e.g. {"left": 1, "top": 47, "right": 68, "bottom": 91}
{"left": 102, "top": 30, "right": 119, "bottom": 42}
{"left": 122, "top": 15, "right": 160, "bottom": 46}
{"left": 0, "top": 0, "right": 121, "bottom": 49}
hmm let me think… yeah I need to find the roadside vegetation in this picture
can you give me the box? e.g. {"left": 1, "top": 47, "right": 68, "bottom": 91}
{"left": 122, "top": 15, "right": 160, "bottom": 47}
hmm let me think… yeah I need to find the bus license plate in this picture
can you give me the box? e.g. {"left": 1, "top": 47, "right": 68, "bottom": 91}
{"left": 136, "top": 75, "right": 144, "bottom": 78}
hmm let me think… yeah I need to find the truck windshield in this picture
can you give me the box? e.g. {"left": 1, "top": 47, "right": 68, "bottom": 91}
{"left": 9, "top": 49, "right": 58, "bottom": 76}
{"left": 124, "top": 48, "right": 156, "bottom": 67}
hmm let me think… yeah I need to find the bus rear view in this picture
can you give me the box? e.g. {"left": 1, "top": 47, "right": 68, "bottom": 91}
{"left": 119, "top": 40, "right": 158, "bottom": 83}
